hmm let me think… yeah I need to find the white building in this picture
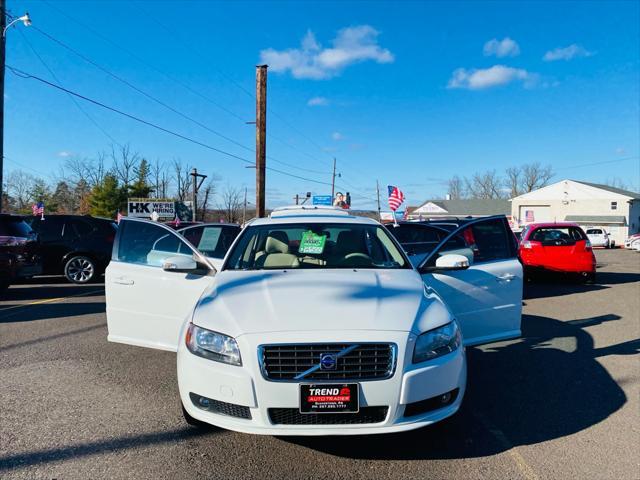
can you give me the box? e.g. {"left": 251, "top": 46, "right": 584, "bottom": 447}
{"left": 511, "top": 180, "right": 640, "bottom": 245}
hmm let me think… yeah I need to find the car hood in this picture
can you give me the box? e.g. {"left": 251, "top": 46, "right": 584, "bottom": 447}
{"left": 191, "top": 269, "right": 449, "bottom": 337}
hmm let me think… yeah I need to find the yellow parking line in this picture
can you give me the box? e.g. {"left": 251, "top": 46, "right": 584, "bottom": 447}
{"left": 476, "top": 413, "right": 539, "bottom": 480}
{"left": 0, "top": 289, "right": 104, "bottom": 312}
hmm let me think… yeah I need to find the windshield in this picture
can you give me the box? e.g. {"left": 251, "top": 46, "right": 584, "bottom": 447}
{"left": 225, "top": 222, "right": 409, "bottom": 270}
{"left": 180, "top": 225, "right": 240, "bottom": 259}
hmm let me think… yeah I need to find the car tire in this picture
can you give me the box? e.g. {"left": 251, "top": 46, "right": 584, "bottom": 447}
{"left": 64, "top": 256, "right": 96, "bottom": 284}
{"left": 181, "top": 403, "right": 214, "bottom": 430}
{"left": 584, "top": 272, "right": 596, "bottom": 284}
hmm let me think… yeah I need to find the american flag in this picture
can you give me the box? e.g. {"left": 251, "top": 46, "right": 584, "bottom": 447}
{"left": 32, "top": 201, "right": 44, "bottom": 216}
{"left": 387, "top": 185, "right": 405, "bottom": 211}
{"left": 174, "top": 215, "right": 181, "bottom": 227}
{"left": 116, "top": 210, "right": 123, "bottom": 224}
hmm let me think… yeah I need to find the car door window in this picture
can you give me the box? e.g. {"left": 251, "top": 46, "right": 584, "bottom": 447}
{"left": 181, "top": 225, "right": 240, "bottom": 259}
{"left": 69, "top": 219, "right": 94, "bottom": 238}
{"left": 32, "top": 217, "right": 65, "bottom": 242}
{"left": 424, "top": 218, "right": 513, "bottom": 266}
{"left": 116, "top": 220, "right": 194, "bottom": 267}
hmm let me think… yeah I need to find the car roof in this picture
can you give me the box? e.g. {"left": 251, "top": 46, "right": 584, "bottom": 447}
{"left": 250, "top": 206, "right": 379, "bottom": 226}
{"left": 525, "top": 222, "right": 581, "bottom": 228}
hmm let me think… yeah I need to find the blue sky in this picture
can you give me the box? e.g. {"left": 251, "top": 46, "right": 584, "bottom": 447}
{"left": 4, "top": 0, "right": 639, "bottom": 209}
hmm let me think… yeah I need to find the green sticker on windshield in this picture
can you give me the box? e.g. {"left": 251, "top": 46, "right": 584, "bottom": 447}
{"left": 299, "top": 231, "right": 327, "bottom": 255}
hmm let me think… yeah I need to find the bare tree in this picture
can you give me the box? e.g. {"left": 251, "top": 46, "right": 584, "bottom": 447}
{"left": 219, "top": 185, "right": 243, "bottom": 223}
{"left": 152, "top": 158, "right": 169, "bottom": 199}
{"left": 504, "top": 166, "right": 522, "bottom": 197}
{"left": 111, "top": 144, "right": 139, "bottom": 191}
{"left": 5, "top": 170, "right": 37, "bottom": 210}
{"left": 63, "top": 155, "right": 106, "bottom": 188}
{"left": 521, "top": 162, "right": 554, "bottom": 193}
{"left": 447, "top": 175, "right": 464, "bottom": 199}
{"left": 172, "top": 158, "right": 192, "bottom": 202}
{"left": 198, "top": 179, "right": 216, "bottom": 221}
{"left": 465, "top": 170, "right": 505, "bottom": 199}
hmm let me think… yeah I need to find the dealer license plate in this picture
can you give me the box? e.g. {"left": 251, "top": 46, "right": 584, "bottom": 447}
{"left": 299, "top": 383, "right": 359, "bottom": 414}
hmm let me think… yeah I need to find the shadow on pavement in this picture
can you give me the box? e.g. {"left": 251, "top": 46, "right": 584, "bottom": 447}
{"left": 0, "top": 301, "right": 105, "bottom": 323}
{"left": 0, "top": 323, "right": 105, "bottom": 352}
{"left": 523, "top": 270, "right": 640, "bottom": 300}
{"left": 284, "top": 313, "right": 634, "bottom": 460}
{"left": 0, "top": 427, "right": 218, "bottom": 472}
{"left": 1, "top": 284, "right": 104, "bottom": 302}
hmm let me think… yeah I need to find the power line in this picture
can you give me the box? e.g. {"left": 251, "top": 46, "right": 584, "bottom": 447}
{"left": 17, "top": 29, "right": 122, "bottom": 148}
{"left": 7, "top": 66, "right": 337, "bottom": 188}
{"left": 555, "top": 156, "right": 640, "bottom": 171}
{"left": 30, "top": 16, "right": 332, "bottom": 177}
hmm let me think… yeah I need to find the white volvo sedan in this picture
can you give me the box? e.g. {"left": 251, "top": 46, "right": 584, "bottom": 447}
{"left": 106, "top": 207, "right": 522, "bottom": 435}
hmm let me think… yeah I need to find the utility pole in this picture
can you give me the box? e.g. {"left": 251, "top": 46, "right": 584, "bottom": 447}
{"left": 376, "top": 180, "right": 382, "bottom": 221}
{"left": 331, "top": 158, "right": 336, "bottom": 199}
{"left": 255, "top": 65, "right": 267, "bottom": 217}
{"left": 294, "top": 194, "right": 299, "bottom": 205}
{"left": 0, "top": 0, "right": 6, "bottom": 212}
{"left": 189, "top": 168, "right": 207, "bottom": 222}
{"left": 242, "top": 187, "right": 247, "bottom": 225}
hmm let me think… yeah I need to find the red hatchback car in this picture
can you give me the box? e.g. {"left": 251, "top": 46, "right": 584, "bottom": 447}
{"left": 518, "top": 222, "right": 596, "bottom": 282}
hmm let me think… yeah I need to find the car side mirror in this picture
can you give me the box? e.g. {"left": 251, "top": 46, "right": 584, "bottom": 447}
{"left": 434, "top": 254, "right": 470, "bottom": 271}
{"left": 162, "top": 255, "right": 198, "bottom": 273}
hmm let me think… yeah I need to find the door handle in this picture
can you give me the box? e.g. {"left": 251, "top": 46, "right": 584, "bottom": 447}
{"left": 497, "top": 274, "right": 515, "bottom": 282}
{"left": 113, "top": 277, "right": 134, "bottom": 285}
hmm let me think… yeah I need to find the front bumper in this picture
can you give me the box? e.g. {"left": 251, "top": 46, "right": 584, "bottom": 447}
{"left": 177, "top": 329, "right": 466, "bottom": 435}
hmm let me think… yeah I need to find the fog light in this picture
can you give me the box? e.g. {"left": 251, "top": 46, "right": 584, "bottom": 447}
{"left": 198, "top": 396, "right": 210, "bottom": 408}
{"left": 440, "top": 392, "right": 452, "bottom": 404}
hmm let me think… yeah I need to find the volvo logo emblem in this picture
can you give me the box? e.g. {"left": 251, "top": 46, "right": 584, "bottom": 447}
{"left": 319, "top": 353, "right": 337, "bottom": 370}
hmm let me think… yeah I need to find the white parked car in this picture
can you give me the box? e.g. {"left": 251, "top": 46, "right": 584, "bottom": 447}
{"left": 106, "top": 207, "right": 522, "bottom": 435}
{"left": 585, "top": 228, "right": 611, "bottom": 248}
{"left": 625, "top": 233, "right": 640, "bottom": 250}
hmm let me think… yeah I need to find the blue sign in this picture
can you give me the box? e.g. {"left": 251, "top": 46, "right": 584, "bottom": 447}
{"left": 312, "top": 195, "right": 333, "bottom": 206}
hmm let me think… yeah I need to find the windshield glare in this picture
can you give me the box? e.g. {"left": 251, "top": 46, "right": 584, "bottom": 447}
{"left": 225, "top": 223, "right": 409, "bottom": 270}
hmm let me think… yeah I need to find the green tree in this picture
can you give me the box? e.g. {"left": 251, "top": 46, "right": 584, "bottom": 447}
{"left": 129, "top": 158, "right": 154, "bottom": 198}
{"left": 30, "top": 178, "right": 55, "bottom": 213}
{"left": 89, "top": 174, "right": 126, "bottom": 218}
{"left": 74, "top": 179, "right": 92, "bottom": 214}
{"left": 51, "top": 181, "right": 75, "bottom": 213}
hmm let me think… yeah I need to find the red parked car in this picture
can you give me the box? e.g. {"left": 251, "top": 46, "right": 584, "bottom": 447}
{"left": 518, "top": 222, "right": 596, "bottom": 282}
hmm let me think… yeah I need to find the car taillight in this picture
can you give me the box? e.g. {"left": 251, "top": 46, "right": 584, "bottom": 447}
{"left": 585, "top": 239, "right": 592, "bottom": 251}
{"left": 522, "top": 240, "right": 534, "bottom": 249}
{"left": 105, "top": 234, "right": 115, "bottom": 243}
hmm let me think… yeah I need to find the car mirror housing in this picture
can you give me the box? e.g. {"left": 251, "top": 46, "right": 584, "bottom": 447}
{"left": 162, "top": 255, "right": 198, "bottom": 273}
{"left": 433, "top": 254, "right": 470, "bottom": 271}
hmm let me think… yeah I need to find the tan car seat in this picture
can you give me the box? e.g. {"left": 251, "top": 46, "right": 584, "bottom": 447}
{"left": 255, "top": 231, "right": 300, "bottom": 269}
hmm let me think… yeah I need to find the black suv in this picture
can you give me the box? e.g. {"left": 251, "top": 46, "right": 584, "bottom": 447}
{"left": 0, "top": 214, "right": 42, "bottom": 292}
{"left": 25, "top": 215, "right": 117, "bottom": 284}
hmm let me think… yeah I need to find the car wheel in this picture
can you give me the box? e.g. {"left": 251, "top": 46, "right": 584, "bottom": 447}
{"left": 64, "top": 256, "right": 96, "bottom": 284}
{"left": 584, "top": 272, "right": 596, "bottom": 284}
{"left": 181, "top": 403, "right": 215, "bottom": 430}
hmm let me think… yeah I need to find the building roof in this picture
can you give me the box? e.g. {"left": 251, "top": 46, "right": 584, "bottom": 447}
{"left": 411, "top": 199, "right": 511, "bottom": 216}
{"left": 572, "top": 181, "right": 640, "bottom": 200}
{"left": 564, "top": 215, "right": 627, "bottom": 224}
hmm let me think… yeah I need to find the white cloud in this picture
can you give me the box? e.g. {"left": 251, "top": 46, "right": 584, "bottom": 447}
{"left": 331, "top": 132, "right": 344, "bottom": 141}
{"left": 615, "top": 147, "right": 626, "bottom": 155}
{"left": 447, "top": 65, "right": 538, "bottom": 90}
{"left": 57, "top": 151, "right": 73, "bottom": 157}
{"left": 260, "top": 25, "right": 394, "bottom": 80}
{"left": 483, "top": 37, "right": 520, "bottom": 58}
{"left": 307, "top": 96, "right": 328, "bottom": 106}
{"left": 543, "top": 44, "right": 594, "bottom": 61}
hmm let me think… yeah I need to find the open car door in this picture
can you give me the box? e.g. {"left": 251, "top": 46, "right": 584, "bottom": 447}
{"left": 419, "top": 217, "right": 522, "bottom": 346}
{"left": 106, "top": 218, "right": 215, "bottom": 352}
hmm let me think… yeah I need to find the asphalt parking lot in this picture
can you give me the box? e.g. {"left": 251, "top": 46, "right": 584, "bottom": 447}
{"left": 1, "top": 249, "right": 638, "bottom": 479}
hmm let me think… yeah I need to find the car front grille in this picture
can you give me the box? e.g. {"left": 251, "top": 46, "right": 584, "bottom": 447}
{"left": 259, "top": 343, "right": 396, "bottom": 381}
{"left": 268, "top": 407, "right": 389, "bottom": 425}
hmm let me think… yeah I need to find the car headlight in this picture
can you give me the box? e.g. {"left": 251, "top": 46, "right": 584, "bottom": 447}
{"left": 185, "top": 324, "right": 242, "bottom": 366}
{"left": 413, "top": 321, "right": 461, "bottom": 363}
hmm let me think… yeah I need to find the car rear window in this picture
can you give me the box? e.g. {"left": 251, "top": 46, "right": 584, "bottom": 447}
{"left": 530, "top": 227, "right": 586, "bottom": 244}
{"left": 586, "top": 229, "right": 602, "bottom": 235}
{"left": 0, "top": 217, "right": 32, "bottom": 237}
